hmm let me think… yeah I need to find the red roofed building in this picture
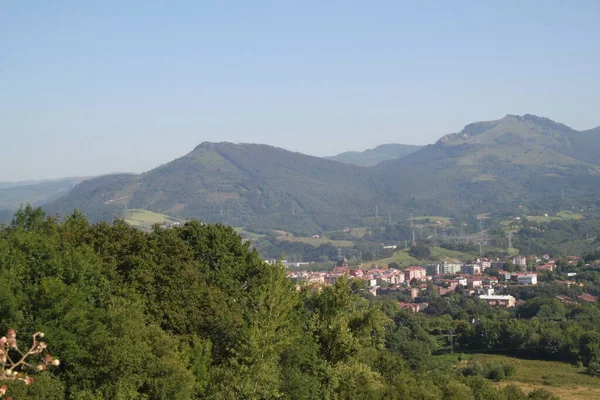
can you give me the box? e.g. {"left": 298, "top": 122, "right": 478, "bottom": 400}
{"left": 536, "top": 264, "right": 555, "bottom": 272}
{"left": 350, "top": 269, "right": 364, "bottom": 277}
{"left": 578, "top": 293, "right": 598, "bottom": 304}
{"left": 333, "top": 266, "right": 350, "bottom": 274}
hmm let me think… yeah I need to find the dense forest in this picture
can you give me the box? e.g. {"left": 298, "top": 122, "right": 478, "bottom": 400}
{"left": 0, "top": 206, "right": 564, "bottom": 399}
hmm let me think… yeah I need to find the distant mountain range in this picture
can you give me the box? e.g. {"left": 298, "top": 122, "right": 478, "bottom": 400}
{"left": 0, "top": 177, "right": 90, "bottom": 212}
{"left": 0, "top": 174, "right": 130, "bottom": 223}
{"left": 5, "top": 114, "right": 600, "bottom": 231}
{"left": 326, "top": 143, "right": 424, "bottom": 166}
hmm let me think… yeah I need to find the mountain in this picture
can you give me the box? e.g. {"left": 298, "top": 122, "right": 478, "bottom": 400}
{"left": 0, "top": 176, "right": 92, "bottom": 212}
{"left": 46, "top": 115, "right": 600, "bottom": 231}
{"left": 326, "top": 143, "right": 423, "bottom": 166}
{"left": 46, "top": 143, "right": 392, "bottom": 232}
{"left": 377, "top": 114, "right": 600, "bottom": 212}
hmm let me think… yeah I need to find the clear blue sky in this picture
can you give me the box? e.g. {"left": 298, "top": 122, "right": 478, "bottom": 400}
{"left": 2, "top": 0, "right": 600, "bottom": 181}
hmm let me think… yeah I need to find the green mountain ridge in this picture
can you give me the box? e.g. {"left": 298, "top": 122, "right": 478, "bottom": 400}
{"left": 326, "top": 143, "right": 424, "bottom": 166}
{"left": 45, "top": 115, "right": 600, "bottom": 231}
{"left": 46, "top": 142, "right": 391, "bottom": 231}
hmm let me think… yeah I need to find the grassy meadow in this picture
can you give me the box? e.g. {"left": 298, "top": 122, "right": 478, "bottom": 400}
{"left": 461, "top": 354, "right": 600, "bottom": 400}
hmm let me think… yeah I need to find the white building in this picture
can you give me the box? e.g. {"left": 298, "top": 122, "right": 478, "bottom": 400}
{"left": 479, "top": 294, "right": 516, "bottom": 308}
{"left": 517, "top": 274, "right": 537, "bottom": 285}
{"left": 441, "top": 261, "right": 463, "bottom": 274}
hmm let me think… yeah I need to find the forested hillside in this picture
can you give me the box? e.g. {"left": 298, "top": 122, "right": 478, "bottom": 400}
{"left": 46, "top": 142, "right": 391, "bottom": 231}
{"left": 0, "top": 207, "right": 549, "bottom": 399}
{"left": 46, "top": 115, "right": 600, "bottom": 232}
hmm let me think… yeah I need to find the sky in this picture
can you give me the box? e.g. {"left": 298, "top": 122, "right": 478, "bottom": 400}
{"left": 1, "top": 0, "right": 600, "bottom": 181}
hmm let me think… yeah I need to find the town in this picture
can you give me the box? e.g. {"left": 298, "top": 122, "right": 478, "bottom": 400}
{"left": 285, "top": 254, "right": 597, "bottom": 312}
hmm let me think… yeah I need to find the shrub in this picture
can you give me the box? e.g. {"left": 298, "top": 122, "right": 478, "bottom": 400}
{"left": 486, "top": 365, "right": 506, "bottom": 382}
{"left": 461, "top": 360, "right": 484, "bottom": 377}
{"left": 587, "top": 362, "right": 600, "bottom": 378}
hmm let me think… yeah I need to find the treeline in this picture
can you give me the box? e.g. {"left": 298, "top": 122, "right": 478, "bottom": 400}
{"left": 401, "top": 281, "right": 600, "bottom": 371}
{"left": 0, "top": 206, "right": 555, "bottom": 399}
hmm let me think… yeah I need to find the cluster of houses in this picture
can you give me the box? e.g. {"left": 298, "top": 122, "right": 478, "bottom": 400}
{"left": 286, "top": 255, "right": 598, "bottom": 311}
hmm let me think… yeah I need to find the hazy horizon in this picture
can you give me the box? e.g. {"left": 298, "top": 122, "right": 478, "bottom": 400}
{"left": 2, "top": 1, "right": 600, "bottom": 181}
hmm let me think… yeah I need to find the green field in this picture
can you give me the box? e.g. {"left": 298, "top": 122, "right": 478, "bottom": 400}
{"left": 461, "top": 354, "right": 600, "bottom": 400}
{"left": 274, "top": 230, "right": 353, "bottom": 247}
{"left": 501, "top": 210, "right": 583, "bottom": 226}
{"left": 124, "top": 209, "right": 183, "bottom": 230}
{"left": 347, "top": 227, "right": 367, "bottom": 238}
{"left": 233, "top": 228, "right": 266, "bottom": 242}
{"left": 410, "top": 216, "right": 453, "bottom": 225}
{"left": 362, "top": 246, "right": 477, "bottom": 268}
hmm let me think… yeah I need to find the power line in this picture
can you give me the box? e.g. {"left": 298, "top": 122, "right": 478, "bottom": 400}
{"left": 443, "top": 330, "right": 456, "bottom": 354}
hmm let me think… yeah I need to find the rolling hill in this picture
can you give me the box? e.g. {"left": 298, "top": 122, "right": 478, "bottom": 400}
{"left": 45, "top": 114, "right": 600, "bottom": 231}
{"left": 46, "top": 143, "right": 393, "bottom": 231}
{"left": 378, "top": 114, "right": 600, "bottom": 213}
{"left": 326, "top": 143, "right": 423, "bottom": 166}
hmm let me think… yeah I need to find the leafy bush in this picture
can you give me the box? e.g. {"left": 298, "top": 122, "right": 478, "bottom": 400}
{"left": 461, "top": 361, "right": 485, "bottom": 377}
{"left": 587, "top": 362, "right": 600, "bottom": 377}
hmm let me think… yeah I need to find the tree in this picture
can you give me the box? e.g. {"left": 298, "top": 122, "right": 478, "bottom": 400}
{"left": 527, "top": 388, "right": 559, "bottom": 400}
{"left": 306, "top": 277, "right": 390, "bottom": 365}
{"left": 409, "top": 245, "right": 431, "bottom": 260}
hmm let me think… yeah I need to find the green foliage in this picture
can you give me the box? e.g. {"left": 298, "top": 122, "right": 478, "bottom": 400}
{"left": 409, "top": 244, "right": 432, "bottom": 259}
{"left": 527, "top": 388, "right": 559, "bottom": 400}
{"left": 0, "top": 206, "right": 571, "bottom": 399}
{"left": 587, "top": 362, "right": 600, "bottom": 377}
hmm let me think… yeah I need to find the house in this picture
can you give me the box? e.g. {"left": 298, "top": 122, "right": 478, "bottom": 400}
{"left": 483, "top": 277, "right": 499, "bottom": 285}
{"left": 498, "top": 270, "right": 512, "bottom": 281}
{"left": 404, "top": 267, "right": 427, "bottom": 281}
{"left": 536, "top": 264, "right": 555, "bottom": 272}
{"left": 475, "top": 259, "right": 492, "bottom": 271}
{"left": 578, "top": 293, "right": 598, "bottom": 304}
{"left": 333, "top": 266, "right": 350, "bottom": 275}
{"left": 479, "top": 294, "right": 516, "bottom": 308}
{"left": 555, "top": 295, "right": 576, "bottom": 305}
{"left": 516, "top": 274, "right": 537, "bottom": 285}
{"left": 425, "top": 264, "right": 441, "bottom": 276}
{"left": 513, "top": 256, "right": 527, "bottom": 267}
{"left": 482, "top": 287, "right": 495, "bottom": 296}
{"left": 392, "top": 271, "right": 405, "bottom": 284}
{"left": 462, "top": 264, "right": 482, "bottom": 275}
{"left": 454, "top": 277, "right": 468, "bottom": 287}
{"left": 398, "top": 302, "right": 428, "bottom": 313}
{"left": 491, "top": 261, "right": 505, "bottom": 270}
{"left": 468, "top": 276, "right": 483, "bottom": 288}
{"left": 440, "top": 261, "right": 463, "bottom": 275}
{"left": 408, "top": 287, "right": 425, "bottom": 299}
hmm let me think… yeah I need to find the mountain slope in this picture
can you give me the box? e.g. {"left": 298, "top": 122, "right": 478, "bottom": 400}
{"left": 0, "top": 177, "right": 92, "bottom": 211}
{"left": 47, "top": 143, "right": 390, "bottom": 231}
{"left": 326, "top": 143, "right": 423, "bottom": 166}
{"left": 378, "top": 115, "right": 600, "bottom": 212}
{"left": 47, "top": 115, "right": 600, "bottom": 229}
